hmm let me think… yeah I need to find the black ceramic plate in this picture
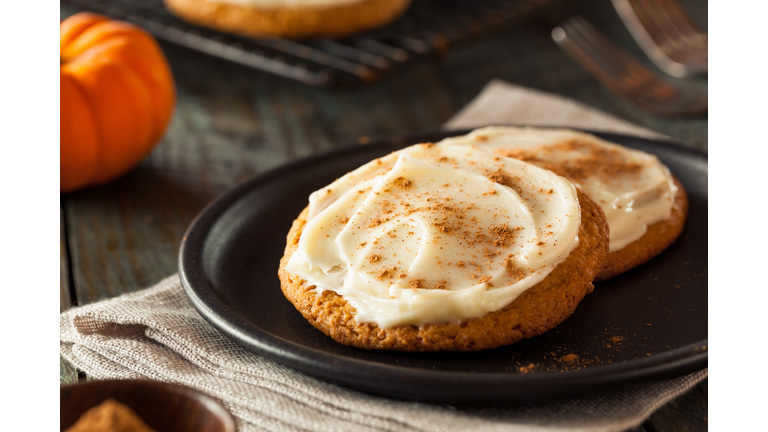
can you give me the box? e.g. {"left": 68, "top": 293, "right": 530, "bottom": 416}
{"left": 179, "top": 129, "right": 708, "bottom": 404}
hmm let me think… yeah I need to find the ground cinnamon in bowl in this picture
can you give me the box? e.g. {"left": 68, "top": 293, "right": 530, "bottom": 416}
{"left": 65, "top": 398, "right": 157, "bottom": 432}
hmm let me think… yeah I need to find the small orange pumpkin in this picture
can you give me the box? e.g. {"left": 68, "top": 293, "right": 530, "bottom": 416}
{"left": 60, "top": 12, "right": 175, "bottom": 192}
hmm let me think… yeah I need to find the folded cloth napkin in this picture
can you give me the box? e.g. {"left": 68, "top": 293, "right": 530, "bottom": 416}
{"left": 61, "top": 80, "right": 707, "bottom": 432}
{"left": 444, "top": 79, "right": 665, "bottom": 138}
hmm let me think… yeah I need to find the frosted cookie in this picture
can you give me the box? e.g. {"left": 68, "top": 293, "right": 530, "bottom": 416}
{"left": 279, "top": 144, "right": 609, "bottom": 351}
{"left": 163, "top": 0, "right": 412, "bottom": 40}
{"left": 437, "top": 126, "right": 688, "bottom": 282}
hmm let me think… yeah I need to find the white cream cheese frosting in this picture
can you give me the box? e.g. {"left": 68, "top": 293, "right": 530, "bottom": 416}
{"left": 285, "top": 144, "right": 581, "bottom": 327}
{"left": 209, "top": 0, "right": 365, "bottom": 8}
{"left": 437, "top": 127, "right": 677, "bottom": 252}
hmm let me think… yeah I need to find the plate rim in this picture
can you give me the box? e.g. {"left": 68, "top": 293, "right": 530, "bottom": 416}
{"left": 179, "top": 127, "right": 708, "bottom": 403}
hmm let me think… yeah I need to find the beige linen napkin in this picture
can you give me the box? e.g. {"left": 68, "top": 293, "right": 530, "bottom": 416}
{"left": 444, "top": 79, "right": 665, "bottom": 138}
{"left": 60, "top": 80, "right": 707, "bottom": 432}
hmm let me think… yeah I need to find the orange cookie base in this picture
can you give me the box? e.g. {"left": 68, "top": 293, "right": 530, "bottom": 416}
{"left": 595, "top": 177, "right": 688, "bottom": 282}
{"left": 163, "top": 0, "right": 412, "bottom": 40}
{"left": 278, "top": 189, "right": 610, "bottom": 351}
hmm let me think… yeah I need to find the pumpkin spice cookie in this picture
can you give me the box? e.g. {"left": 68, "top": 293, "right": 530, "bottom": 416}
{"left": 279, "top": 144, "right": 609, "bottom": 351}
{"left": 163, "top": 0, "right": 412, "bottom": 40}
{"left": 594, "top": 176, "right": 687, "bottom": 281}
{"left": 437, "top": 126, "right": 688, "bottom": 282}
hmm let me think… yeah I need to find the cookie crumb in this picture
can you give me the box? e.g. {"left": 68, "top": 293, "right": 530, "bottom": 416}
{"left": 393, "top": 177, "right": 413, "bottom": 189}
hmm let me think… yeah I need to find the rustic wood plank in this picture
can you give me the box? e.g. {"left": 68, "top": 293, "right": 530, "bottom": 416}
{"left": 61, "top": 200, "right": 80, "bottom": 385}
{"left": 65, "top": 42, "right": 461, "bottom": 305}
{"left": 61, "top": 202, "right": 72, "bottom": 312}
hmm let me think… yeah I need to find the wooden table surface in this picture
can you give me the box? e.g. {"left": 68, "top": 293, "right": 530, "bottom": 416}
{"left": 60, "top": 1, "right": 708, "bottom": 430}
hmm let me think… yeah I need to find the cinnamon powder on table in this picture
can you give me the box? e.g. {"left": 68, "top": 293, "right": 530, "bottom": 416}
{"left": 65, "top": 398, "right": 157, "bottom": 432}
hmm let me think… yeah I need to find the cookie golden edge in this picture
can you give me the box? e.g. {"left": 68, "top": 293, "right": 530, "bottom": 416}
{"left": 163, "top": 0, "right": 412, "bottom": 40}
{"left": 594, "top": 176, "right": 689, "bottom": 282}
{"left": 278, "top": 189, "right": 610, "bottom": 352}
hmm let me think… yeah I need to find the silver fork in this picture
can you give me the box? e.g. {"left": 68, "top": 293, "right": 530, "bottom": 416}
{"left": 612, "top": 0, "right": 707, "bottom": 78}
{"left": 552, "top": 16, "right": 707, "bottom": 117}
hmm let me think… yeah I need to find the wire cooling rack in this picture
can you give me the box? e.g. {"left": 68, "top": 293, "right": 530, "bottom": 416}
{"left": 61, "top": 0, "right": 562, "bottom": 87}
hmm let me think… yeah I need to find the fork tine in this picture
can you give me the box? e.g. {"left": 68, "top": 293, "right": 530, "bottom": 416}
{"left": 572, "top": 30, "right": 653, "bottom": 99}
{"left": 559, "top": 20, "right": 625, "bottom": 79}
{"left": 578, "top": 21, "right": 675, "bottom": 103}
{"left": 559, "top": 17, "right": 661, "bottom": 98}
{"left": 631, "top": 0, "right": 688, "bottom": 52}
{"left": 643, "top": 0, "right": 705, "bottom": 43}
{"left": 631, "top": 0, "right": 705, "bottom": 50}
{"left": 612, "top": 0, "right": 707, "bottom": 77}
{"left": 553, "top": 16, "right": 706, "bottom": 116}
{"left": 553, "top": 25, "right": 625, "bottom": 95}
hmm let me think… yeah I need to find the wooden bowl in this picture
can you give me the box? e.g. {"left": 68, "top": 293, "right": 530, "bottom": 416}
{"left": 60, "top": 379, "right": 237, "bottom": 432}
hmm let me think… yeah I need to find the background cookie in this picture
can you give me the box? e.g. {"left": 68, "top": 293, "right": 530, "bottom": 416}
{"left": 438, "top": 126, "right": 687, "bottom": 282}
{"left": 163, "top": 0, "right": 412, "bottom": 40}
{"left": 278, "top": 189, "right": 610, "bottom": 351}
{"left": 595, "top": 176, "right": 688, "bottom": 282}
